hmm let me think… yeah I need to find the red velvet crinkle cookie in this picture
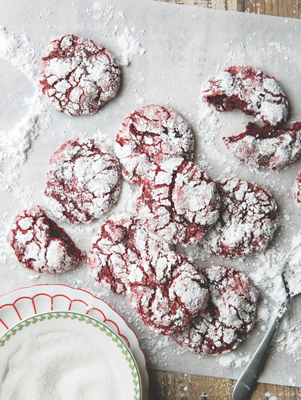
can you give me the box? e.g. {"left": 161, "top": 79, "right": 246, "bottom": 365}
{"left": 202, "top": 66, "right": 289, "bottom": 126}
{"left": 40, "top": 34, "right": 121, "bottom": 116}
{"left": 114, "top": 105, "right": 194, "bottom": 185}
{"left": 223, "top": 122, "right": 301, "bottom": 170}
{"left": 293, "top": 171, "right": 301, "bottom": 208}
{"left": 172, "top": 265, "right": 258, "bottom": 355}
{"left": 88, "top": 213, "right": 171, "bottom": 294}
{"left": 89, "top": 213, "right": 209, "bottom": 335}
{"left": 10, "top": 206, "right": 85, "bottom": 274}
{"left": 136, "top": 158, "right": 220, "bottom": 246}
{"left": 199, "top": 178, "right": 278, "bottom": 258}
{"left": 126, "top": 254, "right": 209, "bottom": 335}
{"left": 44, "top": 138, "right": 121, "bottom": 224}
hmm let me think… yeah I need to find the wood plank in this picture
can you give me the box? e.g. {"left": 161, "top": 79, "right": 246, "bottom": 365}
{"left": 148, "top": 370, "right": 301, "bottom": 400}
{"left": 155, "top": 0, "right": 301, "bottom": 18}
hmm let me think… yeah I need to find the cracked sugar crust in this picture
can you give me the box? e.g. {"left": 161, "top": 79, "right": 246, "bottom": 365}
{"left": 293, "top": 170, "right": 301, "bottom": 209}
{"left": 172, "top": 265, "right": 258, "bottom": 354}
{"left": 40, "top": 34, "right": 121, "bottom": 116}
{"left": 10, "top": 206, "right": 86, "bottom": 274}
{"left": 202, "top": 65, "right": 289, "bottom": 126}
{"left": 223, "top": 122, "right": 301, "bottom": 170}
{"left": 44, "top": 138, "right": 121, "bottom": 224}
{"left": 136, "top": 158, "right": 220, "bottom": 246}
{"left": 199, "top": 178, "right": 279, "bottom": 258}
{"left": 88, "top": 213, "right": 209, "bottom": 335}
{"left": 114, "top": 105, "right": 194, "bottom": 185}
{"left": 88, "top": 213, "right": 171, "bottom": 294}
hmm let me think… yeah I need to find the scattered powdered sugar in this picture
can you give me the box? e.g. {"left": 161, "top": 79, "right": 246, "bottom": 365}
{"left": 86, "top": 2, "right": 146, "bottom": 66}
{"left": 1, "top": 331, "right": 121, "bottom": 400}
{"left": 196, "top": 100, "right": 241, "bottom": 175}
{"left": 0, "top": 26, "right": 50, "bottom": 202}
{"left": 116, "top": 27, "right": 146, "bottom": 67}
{"left": 265, "top": 393, "right": 280, "bottom": 400}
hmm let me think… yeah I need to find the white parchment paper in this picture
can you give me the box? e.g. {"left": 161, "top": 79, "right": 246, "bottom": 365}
{"left": 1, "top": 0, "right": 301, "bottom": 387}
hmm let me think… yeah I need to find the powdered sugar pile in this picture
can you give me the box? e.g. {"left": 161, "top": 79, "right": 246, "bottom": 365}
{"left": 0, "top": 26, "right": 50, "bottom": 201}
{"left": 86, "top": 2, "right": 146, "bottom": 66}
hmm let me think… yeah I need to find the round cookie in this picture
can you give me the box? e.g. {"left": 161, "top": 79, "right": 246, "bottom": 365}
{"left": 126, "top": 254, "right": 209, "bottom": 335}
{"left": 44, "top": 138, "right": 121, "bottom": 224}
{"left": 223, "top": 122, "right": 301, "bottom": 170}
{"left": 88, "top": 213, "right": 209, "bottom": 335}
{"left": 88, "top": 213, "right": 171, "bottom": 294}
{"left": 10, "top": 206, "right": 85, "bottom": 274}
{"left": 136, "top": 158, "right": 220, "bottom": 246}
{"left": 114, "top": 105, "right": 194, "bottom": 185}
{"left": 199, "top": 178, "right": 279, "bottom": 258}
{"left": 172, "top": 265, "right": 258, "bottom": 355}
{"left": 202, "top": 65, "right": 289, "bottom": 126}
{"left": 40, "top": 34, "right": 121, "bottom": 116}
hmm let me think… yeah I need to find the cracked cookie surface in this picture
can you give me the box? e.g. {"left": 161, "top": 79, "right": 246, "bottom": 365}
{"left": 44, "top": 138, "right": 121, "bottom": 224}
{"left": 10, "top": 206, "right": 85, "bottom": 274}
{"left": 88, "top": 213, "right": 209, "bottom": 335}
{"left": 223, "top": 122, "right": 301, "bottom": 170}
{"left": 114, "top": 105, "right": 194, "bottom": 185}
{"left": 136, "top": 158, "right": 220, "bottom": 246}
{"left": 172, "top": 265, "right": 258, "bottom": 354}
{"left": 40, "top": 34, "right": 121, "bottom": 116}
{"left": 199, "top": 178, "right": 278, "bottom": 258}
{"left": 202, "top": 65, "right": 289, "bottom": 126}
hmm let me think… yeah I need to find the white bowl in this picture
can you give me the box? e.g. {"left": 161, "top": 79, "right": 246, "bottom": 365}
{"left": 0, "top": 311, "right": 142, "bottom": 400}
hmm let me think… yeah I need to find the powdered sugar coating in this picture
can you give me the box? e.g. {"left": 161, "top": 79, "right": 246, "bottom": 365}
{"left": 136, "top": 158, "right": 220, "bottom": 246}
{"left": 199, "top": 178, "right": 279, "bottom": 258}
{"left": 223, "top": 122, "right": 301, "bottom": 170}
{"left": 40, "top": 34, "right": 121, "bottom": 116}
{"left": 114, "top": 105, "right": 194, "bottom": 185}
{"left": 44, "top": 138, "right": 121, "bottom": 224}
{"left": 293, "top": 171, "right": 301, "bottom": 209}
{"left": 202, "top": 66, "right": 289, "bottom": 126}
{"left": 88, "top": 213, "right": 171, "bottom": 294}
{"left": 88, "top": 213, "right": 209, "bottom": 335}
{"left": 10, "top": 206, "right": 86, "bottom": 274}
{"left": 172, "top": 265, "right": 258, "bottom": 355}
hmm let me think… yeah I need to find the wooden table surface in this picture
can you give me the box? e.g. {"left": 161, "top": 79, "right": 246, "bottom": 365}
{"left": 149, "top": 1, "right": 301, "bottom": 399}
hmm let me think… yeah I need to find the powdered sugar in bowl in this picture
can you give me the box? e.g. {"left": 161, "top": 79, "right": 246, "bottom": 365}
{"left": 0, "top": 311, "right": 142, "bottom": 400}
